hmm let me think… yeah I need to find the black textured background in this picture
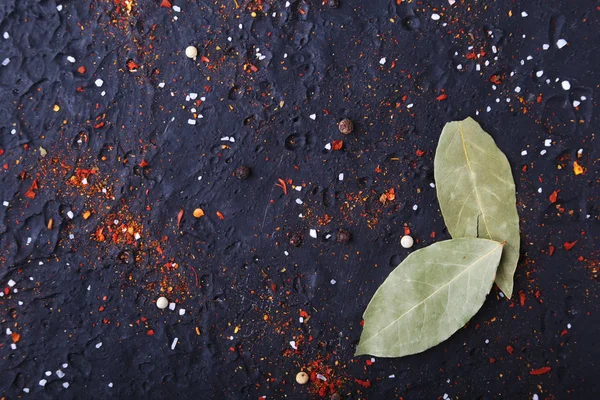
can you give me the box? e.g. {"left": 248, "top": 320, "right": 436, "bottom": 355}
{"left": 0, "top": 0, "right": 598, "bottom": 399}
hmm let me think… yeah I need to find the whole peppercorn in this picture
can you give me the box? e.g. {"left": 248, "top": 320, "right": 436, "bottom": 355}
{"left": 289, "top": 232, "right": 303, "bottom": 247}
{"left": 234, "top": 165, "right": 251, "bottom": 179}
{"left": 296, "top": 371, "right": 309, "bottom": 385}
{"left": 336, "top": 228, "right": 351, "bottom": 243}
{"left": 338, "top": 118, "right": 354, "bottom": 135}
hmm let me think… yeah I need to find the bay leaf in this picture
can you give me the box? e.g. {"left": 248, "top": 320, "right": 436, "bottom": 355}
{"left": 434, "top": 117, "right": 520, "bottom": 298}
{"left": 356, "top": 238, "right": 504, "bottom": 358}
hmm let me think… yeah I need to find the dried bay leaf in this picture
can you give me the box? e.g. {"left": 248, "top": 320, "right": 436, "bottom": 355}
{"left": 434, "top": 117, "right": 520, "bottom": 298}
{"left": 356, "top": 238, "right": 504, "bottom": 358}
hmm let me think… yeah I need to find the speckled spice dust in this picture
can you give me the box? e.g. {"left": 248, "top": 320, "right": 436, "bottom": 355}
{"left": 0, "top": 0, "right": 598, "bottom": 399}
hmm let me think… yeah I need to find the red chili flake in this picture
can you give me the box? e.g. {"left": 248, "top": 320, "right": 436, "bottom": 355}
{"left": 489, "top": 357, "right": 496, "bottom": 364}
{"left": 139, "top": 159, "right": 149, "bottom": 168}
{"left": 465, "top": 52, "right": 477, "bottom": 60}
{"left": 415, "top": 149, "right": 425, "bottom": 157}
{"left": 506, "top": 345, "right": 514, "bottom": 354}
{"left": 147, "top": 329, "right": 155, "bottom": 336}
{"left": 270, "top": 282, "right": 277, "bottom": 292}
{"left": 549, "top": 190, "right": 559, "bottom": 203}
{"left": 0, "top": 148, "right": 4, "bottom": 156}
{"left": 563, "top": 241, "right": 577, "bottom": 251}
{"left": 530, "top": 366, "right": 551, "bottom": 375}
{"left": 489, "top": 74, "right": 503, "bottom": 85}
{"left": 365, "top": 359, "right": 373, "bottom": 366}
{"left": 160, "top": 0, "right": 171, "bottom": 7}
{"left": 332, "top": 140, "right": 343, "bottom": 151}
{"left": 24, "top": 179, "right": 39, "bottom": 199}
{"left": 177, "top": 209, "right": 184, "bottom": 229}
{"left": 354, "top": 379, "right": 371, "bottom": 388}
{"left": 77, "top": 66, "right": 86, "bottom": 74}
{"left": 200, "top": 56, "right": 210, "bottom": 63}
{"left": 360, "top": 319, "right": 365, "bottom": 326}
{"left": 518, "top": 290, "right": 526, "bottom": 307}
{"left": 404, "top": 227, "right": 411, "bottom": 235}
{"left": 548, "top": 245, "right": 555, "bottom": 256}
{"left": 127, "top": 59, "right": 139, "bottom": 72}
{"left": 216, "top": 211, "right": 225, "bottom": 220}
{"left": 560, "top": 329, "right": 568, "bottom": 337}
{"left": 436, "top": 93, "right": 448, "bottom": 101}
{"left": 11, "top": 332, "right": 20, "bottom": 343}
{"left": 536, "top": 94, "right": 543, "bottom": 103}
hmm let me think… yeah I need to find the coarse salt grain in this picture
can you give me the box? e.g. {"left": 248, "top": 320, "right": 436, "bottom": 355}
{"left": 309, "top": 113, "right": 316, "bottom": 120}
{"left": 330, "top": 279, "right": 336, "bottom": 285}
{"left": 556, "top": 39, "right": 567, "bottom": 49}
{"left": 521, "top": 150, "right": 527, "bottom": 156}
{"left": 39, "top": 379, "right": 47, "bottom": 387}
{"left": 295, "top": 198, "right": 303, "bottom": 205}
{"left": 521, "top": 11, "right": 528, "bottom": 17}
{"left": 95, "top": 342, "right": 102, "bottom": 348}
{"left": 561, "top": 80, "right": 571, "bottom": 90}
{"left": 573, "top": 100, "right": 580, "bottom": 107}
{"left": 3, "top": 201, "right": 8, "bottom": 206}
{"left": 171, "top": 338, "right": 178, "bottom": 350}
{"left": 94, "top": 79, "right": 103, "bottom": 87}
{"left": 309, "top": 229, "right": 317, "bottom": 238}
{"left": 179, "top": 308, "right": 185, "bottom": 315}
{"left": 67, "top": 56, "right": 76, "bottom": 63}
{"left": 187, "top": 119, "right": 196, "bottom": 125}
{"left": 540, "top": 150, "right": 547, "bottom": 155}
{"left": 536, "top": 70, "right": 543, "bottom": 77}
{"left": 63, "top": 382, "right": 69, "bottom": 388}
{"left": 542, "top": 44, "right": 549, "bottom": 50}
{"left": 169, "top": 302, "right": 176, "bottom": 311}
{"left": 57, "top": 370, "right": 65, "bottom": 378}
{"left": 431, "top": 13, "right": 440, "bottom": 20}
{"left": 290, "top": 341, "right": 297, "bottom": 350}
{"left": 8, "top": 280, "right": 15, "bottom": 287}
{"left": 338, "top": 173, "right": 344, "bottom": 181}
{"left": 2, "top": 58, "right": 10, "bottom": 66}
{"left": 514, "top": 86, "right": 521, "bottom": 93}
{"left": 379, "top": 57, "right": 386, "bottom": 65}
{"left": 67, "top": 211, "right": 74, "bottom": 219}
{"left": 173, "top": 5, "right": 181, "bottom": 12}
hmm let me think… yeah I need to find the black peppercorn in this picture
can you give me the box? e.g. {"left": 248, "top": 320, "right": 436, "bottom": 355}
{"left": 289, "top": 232, "right": 303, "bottom": 247}
{"left": 336, "top": 228, "right": 351, "bottom": 243}
{"left": 338, "top": 118, "right": 353, "bottom": 135}
{"left": 234, "top": 165, "right": 251, "bottom": 179}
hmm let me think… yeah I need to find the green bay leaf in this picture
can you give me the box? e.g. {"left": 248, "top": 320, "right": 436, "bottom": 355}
{"left": 434, "top": 117, "right": 520, "bottom": 298}
{"left": 356, "top": 238, "right": 504, "bottom": 358}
